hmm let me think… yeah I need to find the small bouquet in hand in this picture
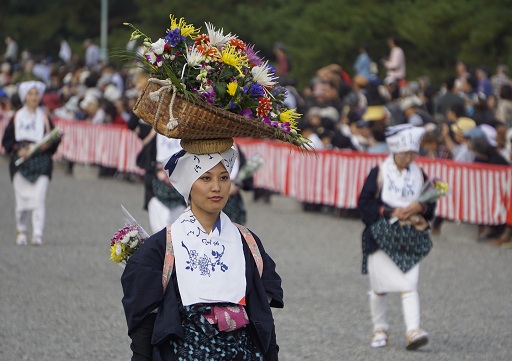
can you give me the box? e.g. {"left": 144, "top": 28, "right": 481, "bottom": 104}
{"left": 15, "top": 127, "right": 62, "bottom": 166}
{"left": 417, "top": 178, "right": 449, "bottom": 203}
{"left": 109, "top": 206, "right": 149, "bottom": 266}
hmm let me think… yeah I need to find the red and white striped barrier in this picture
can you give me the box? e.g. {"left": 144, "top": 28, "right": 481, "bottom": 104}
{"left": 236, "top": 139, "right": 512, "bottom": 226}
{"left": 53, "top": 119, "right": 143, "bottom": 174}
{"left": 2, "top": 116, "right": 511, "bottom": 225}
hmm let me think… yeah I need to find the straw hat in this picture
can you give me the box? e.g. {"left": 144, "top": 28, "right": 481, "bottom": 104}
{"left": 451, "top": 117, "right": 476, "bottom": 135}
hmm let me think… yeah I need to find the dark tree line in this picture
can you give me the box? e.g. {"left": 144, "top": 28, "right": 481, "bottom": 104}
{"left": 1, "top": 0, "right": 512, "bottom": 88}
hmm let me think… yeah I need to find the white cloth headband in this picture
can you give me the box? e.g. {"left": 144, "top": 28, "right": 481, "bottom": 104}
{"left": 164, "top": 148, "right": 237, "bottom": 205}
{"left": 385, "top": 124, "right": 425, "bottom": 153}
{"left": 18, "top": 81, "right": 46, "bottom": 104}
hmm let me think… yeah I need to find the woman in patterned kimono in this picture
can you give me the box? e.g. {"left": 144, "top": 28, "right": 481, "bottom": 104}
{"left": 2, "top": 80, "right": 61, "bottom": 246}
{"left": 358, "top": 124, "right": 436, "bottom": 350}
{"left": 121, "top": 147, "right": 283, "bottom": 361}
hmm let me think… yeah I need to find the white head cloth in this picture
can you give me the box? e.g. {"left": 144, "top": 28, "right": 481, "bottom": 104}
{"left": 385, "top": 124, "right": 425, "bottom": 153}
{"left": 164, "top": 147, "right": 238, "bottom": 205}
{"left": 18, "top": 81, "right": 46, "bottom": 104}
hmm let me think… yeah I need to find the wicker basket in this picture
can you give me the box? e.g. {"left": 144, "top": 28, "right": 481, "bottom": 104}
{"left": 133, "top": 79, "right": 298, "bottom": 153}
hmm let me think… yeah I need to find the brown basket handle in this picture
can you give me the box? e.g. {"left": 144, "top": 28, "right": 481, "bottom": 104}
{"left": 148, "top": 78, "right": 180, "bottom": 132}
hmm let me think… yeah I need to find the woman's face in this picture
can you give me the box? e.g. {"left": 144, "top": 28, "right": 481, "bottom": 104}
{"left": 190, "top": 162, "right": 231, "bottom": 217}
{"left": 393, "top": 151, "right": 417, "bottom": 169}
{"left": 24, "top": 88, "right": 41, "bottom": 109}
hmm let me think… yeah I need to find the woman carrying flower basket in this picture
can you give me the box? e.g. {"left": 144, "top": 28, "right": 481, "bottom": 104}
{"left": 357, "top": 124, "right": 444, "bottom": 351}
{"left": 121, "top": 147, "right": 283, "bottom": 361}
{"left": 2, "top": 80, "right": 61, "bottom": 246}
{"left": 117, "top": 14, "right": 302, "bottom": 361}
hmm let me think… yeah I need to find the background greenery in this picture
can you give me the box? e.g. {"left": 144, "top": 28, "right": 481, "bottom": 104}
{"left": 1, "top": 0, "right": 512, "bottom": 89}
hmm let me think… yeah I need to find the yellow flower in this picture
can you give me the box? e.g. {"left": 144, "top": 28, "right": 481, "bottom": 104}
{"left": 169, "top": 14, "right": 200, "bottom": 38}
{"left": 227, "top": 82, "right": 238, "bottom": 96}
{"left": 219, "top": 44, "right": 247, "bottom": 75}
{"left": 435, "top": 181, "right": 449, "bottom": 195}
{"left": 279, "top": 109, "right": 301, "bottom": 128}
{"left": 109, "top": 244, "right": 125, "bottom": 263}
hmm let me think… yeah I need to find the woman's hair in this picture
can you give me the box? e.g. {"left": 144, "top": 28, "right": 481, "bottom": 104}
{"left": 499, "top": 83, "right": 512, "bottom": 100}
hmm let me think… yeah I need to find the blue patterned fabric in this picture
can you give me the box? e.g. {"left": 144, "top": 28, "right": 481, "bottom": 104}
{"left": 171, "top": 304, "right": 264, "bottom": 361}
{"left": 370, "top": 218, "right": 432, "bottom": 273}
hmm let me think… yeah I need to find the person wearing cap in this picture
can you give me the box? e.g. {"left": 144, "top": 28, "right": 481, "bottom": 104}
{"left": 358, "top": 124, "right": 436, "bottom": 351}
{"left": 441, "top": 117, "right": 476, "bottom": 162}
{"left": 464, "top": 124, "right": 509, "bottom": 241}
{"left": 1, "top": 80, "right": 61, "bottom": 246}
{"left": 121, "top": 147, "right": 283, "bottom": 361}
{"left": 465, "top": 124, "right": 508, "bottom": 165}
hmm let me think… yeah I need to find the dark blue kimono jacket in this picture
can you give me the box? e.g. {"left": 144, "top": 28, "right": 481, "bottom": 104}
{"left": 121, "top": 227, "right": 283, "bottom": 361}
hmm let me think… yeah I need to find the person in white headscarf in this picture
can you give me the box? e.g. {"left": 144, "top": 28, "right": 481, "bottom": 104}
{"left": 121, "top": 147, "right": 283, "bottom": 361}
{"left": 1, "top": 81, "right": 61, "bottom": 246}
{"left": 357, "top": 124, "right": 436, "bottom": 351}
{"left": 146, "top": 133, "right": 186, "bottom": 233}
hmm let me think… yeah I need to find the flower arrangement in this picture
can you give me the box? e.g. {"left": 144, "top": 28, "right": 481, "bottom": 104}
{"left": 123, "top": 14, "right": 307, "bottom": 147}
{"left": 109, "top": 224, "right": 147, "bottom": 264}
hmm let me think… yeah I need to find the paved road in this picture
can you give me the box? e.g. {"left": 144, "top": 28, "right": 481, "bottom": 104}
{"left": 1, "top": 156, "right": 510, "bottom": 361}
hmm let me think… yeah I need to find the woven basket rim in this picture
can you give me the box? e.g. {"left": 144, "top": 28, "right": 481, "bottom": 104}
{"left": 145, "top": 78, "right": 298, "bottom": 144}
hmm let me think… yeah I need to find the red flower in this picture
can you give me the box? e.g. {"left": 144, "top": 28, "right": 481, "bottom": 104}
{"left": 194, "top": 34, "right": 209, "bottom": 46}
{"left": 229, "top": 39, "right": 246, "bottom": 53}
{"left": 257, "top": 97, "right": 272, "bottom": 117}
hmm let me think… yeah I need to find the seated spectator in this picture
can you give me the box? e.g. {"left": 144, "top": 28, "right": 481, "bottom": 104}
{"left": 441, "top": 117, "right": 476, "bottom": 162}
{"left": 301, "top": 124, "right": 324, "bottom": 149}
{"left": 471, "top": 92, "right": 495, "bottom": 125}
{"left": 80, "top": 95, "right": 106, "bottom": 124}
{"left": 419, "top": 127, "right": 450, "bottom": 159}
{"left": 401, "top": 96, "right": 424, "bottom": 126}
{"left": 496, "top": 83, "right": 512, "bottom": 127}
{"left": 465, "top": 124, "right": 509, "bottom": 241}
{"left": 366, "top": 121, "right": 389, "bottom": 154}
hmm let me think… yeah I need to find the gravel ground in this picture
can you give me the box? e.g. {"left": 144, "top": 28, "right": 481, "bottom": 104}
{"left": 0, "top": 156, "right": 510, "bottom": 361}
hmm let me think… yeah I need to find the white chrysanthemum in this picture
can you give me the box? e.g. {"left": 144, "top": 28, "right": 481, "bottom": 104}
{"left": 115, "top": 243, "right": 123, "bottom": 255}
{"left": 129, "top": 239, "right": 139, "bottom": 249}
{"left": 251, "top": 61, "right": 277, "bottom": 87}
{"left": 121, "top": 235, "right": 130, "bottom": 244}
{"left": 151, "top": 38, "right": 166, "bottom": 55}
{"left": 186, "top": 46, "right": 205, "bottom": 67}
{"left": 205, "top": 22, "right": 236, "bottom": 47}
{"left": 129, "top": 230, "right": 139, "bottom": 238}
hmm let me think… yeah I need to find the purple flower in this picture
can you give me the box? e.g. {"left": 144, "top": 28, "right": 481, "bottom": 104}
{"left": 228, "top": 100, "right": 238, "bottom": 110}
{"left": 261, "top": 116, "right": 271, "bottom": 125}
{"left": 240, "top": 108, "right": 254, "bottom": 119}
{"left": 279, "top": 122, "right": 291, "bottom": 133}
{"left": 270, "top": 121, "right": 279, "bottom": 127}
{"left": 246, "top": 44, "right": 263, "bottom": 66}
{"left": 165, "top": 28, "right": 185, "bottom": 47}
{"left": 246, "top": 83, "right": 264, "bottom": 97}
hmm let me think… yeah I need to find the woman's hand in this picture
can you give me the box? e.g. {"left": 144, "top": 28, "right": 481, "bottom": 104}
{"left": 391, "top": 202, "right": 425, "bottom": 220}
{"left": 17, "top": 146, "right": 31, "bottom": 160}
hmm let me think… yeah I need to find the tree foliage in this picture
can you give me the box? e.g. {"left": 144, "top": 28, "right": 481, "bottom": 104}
{"left": 1, "top": 0, "right": 511, "bottom": 88}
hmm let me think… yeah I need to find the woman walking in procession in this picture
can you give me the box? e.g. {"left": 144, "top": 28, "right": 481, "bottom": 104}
{"left": 2, "top": 80, "right": 61, "bottom": 246}
{"left": 358, "top": 124, "right": 437, "bottom": 350}
{"left": 121, "top": 147, "right": 283, "bottom": 360}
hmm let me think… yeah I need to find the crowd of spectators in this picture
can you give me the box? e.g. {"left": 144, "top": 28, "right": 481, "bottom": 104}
{"left": 1, "top": 36, "right": 511, "bottom": 243}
